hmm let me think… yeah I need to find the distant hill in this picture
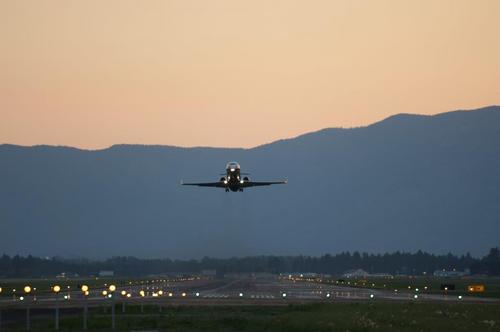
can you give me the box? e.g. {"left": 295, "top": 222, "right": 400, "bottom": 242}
{"left": 1, "top": 106, "right": 499, "bottom": 259}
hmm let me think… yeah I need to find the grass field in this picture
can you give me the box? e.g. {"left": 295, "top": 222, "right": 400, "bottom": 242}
{"left": 314, "top": 276, "right": 500, "bottom": 299}
{"left": 1, "top": 302, "right": 500, "bottom": 331}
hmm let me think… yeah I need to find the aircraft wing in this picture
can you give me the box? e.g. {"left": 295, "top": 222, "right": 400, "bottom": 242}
{"left": 181, "top": 181, "right": 225, "bottom": 188}
{"left": 241, "top": 180, "right": 287, "bottom": 187}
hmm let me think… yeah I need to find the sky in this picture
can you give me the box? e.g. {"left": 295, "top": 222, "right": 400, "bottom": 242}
{"left": 1, "top": 0, "right": 499, "bottom": 149}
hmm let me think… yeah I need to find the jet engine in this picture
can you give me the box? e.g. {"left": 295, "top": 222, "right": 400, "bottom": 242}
{"left": 243, "top": 176, "right": 250, "bottom": 182}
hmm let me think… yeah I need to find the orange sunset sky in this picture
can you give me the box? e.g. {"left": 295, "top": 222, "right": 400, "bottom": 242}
{"left": 1, "top": 0, "right": 499, "bottom": 149}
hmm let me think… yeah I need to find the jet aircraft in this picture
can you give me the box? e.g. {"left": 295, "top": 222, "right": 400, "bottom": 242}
{"left": 182, "top": 162, "right": 287, "bottom": 192}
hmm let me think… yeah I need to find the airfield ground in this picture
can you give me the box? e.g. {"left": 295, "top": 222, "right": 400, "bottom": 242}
{"left": 1, "top": 302, "right": 500, "bottom": 331}
{"left": 1, "top": 277, "right": 499, "bottom": 331}
{"left": 307, "top": 275, "right": 500, "bottom": 299}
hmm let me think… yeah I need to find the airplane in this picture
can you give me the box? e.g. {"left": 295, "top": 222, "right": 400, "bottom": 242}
{"left": 181, "top": 161, "right": 287, "bottom": 192}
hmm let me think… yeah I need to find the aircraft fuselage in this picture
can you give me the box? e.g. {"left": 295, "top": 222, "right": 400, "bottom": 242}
{"left": 223, "top": 162, "right": 245, "bottom": 192}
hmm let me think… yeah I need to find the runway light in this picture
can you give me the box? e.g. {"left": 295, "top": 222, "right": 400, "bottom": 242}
{"left": 414, "top": 294, "right": 418, "bottom": 299}
{"left": 239, "top": 292, "right": 243, "bottom": 297}
{"left": 326, "top": 293, "right": 331, "bottom": 298}
{"left": 109, "top": 285, "right": 116, "bottom": 292}
{"left": 196, "top": 292, "right": 200, "bottom": 297}
{"left": 102, "top": 290, "right": 108, "bottom": 296}
{"left": 168, "top": 292, "right": 173, "bottom": 297}
{"left": 121, "top": 290, "right": 127, "bottom": 296}
{"left": 64, "top": 295, "right": 68, "bottom": 300}
{"left": 81, "top": 285, "right": 89, "bottom": 292}
{"left": 53, "top": 285, "right": 61, "bottom": 293}
{"left": 181, "top": 292, "right": 187, "bottom": 297}
{"left": 282, "top": 293, "right": 287, "bottom": 298}
{"left": 152, "top": 293, "right": 158, "bottom": 297}
{"left": 24, "top": 286, "right": 31, "bottom": 294}
{"left": 108, "top": 294, "right": 112, "bottom": 298}
{"left": 158, "top": 290, "right": 163, "bottom": 296}
{"left": 126, "top": 293, "right": 131, "bottom": 298}
{"left": 20, "top": 296, "right": 24, "bottom": 301}
{"left": 84, "top": 291, "right": 89, "bottom": 296}
{"left": 415, "top": 288, "right": 419, "bottom": 292}
{"left": 458, "top": 295, "right": 463, "bottom": 300}
{"left": 370, "top": 294, "right": 374, "bottom": 299}
{"left": 0, "top": 287, "right": 2, "bottom": 293}
{"left": 139, "top": 290, "right": 145, "bottom": 297}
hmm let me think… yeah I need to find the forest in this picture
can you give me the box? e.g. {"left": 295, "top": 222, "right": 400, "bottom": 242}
{"left": 0, "top": 248, "right": 498, "bottom": 278}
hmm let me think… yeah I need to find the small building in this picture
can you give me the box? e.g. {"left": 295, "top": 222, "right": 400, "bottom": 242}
{"left": 342, "top": 269, "right": 369, "bottom": 278}
{"left": 251, "top": 272, "right": 277, "bottom": 280}
{"left": 201, "top": 269, "right": 216, "bottom": 277}
{"left": 99, "top": 270, "right": 114, "bottom": 277}
{"left": 433, "top": 269, "right": 470, "bottom": 278}
{"left": 370, "top": 273, "right": 393, "bottom": 278}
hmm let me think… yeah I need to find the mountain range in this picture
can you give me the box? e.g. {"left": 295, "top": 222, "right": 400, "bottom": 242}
{"left": 1, "top": 106, "right": 499, "bottom": 259}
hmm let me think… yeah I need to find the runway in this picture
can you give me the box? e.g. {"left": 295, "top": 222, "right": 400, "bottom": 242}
{"left": 1, "top": 277, "right": 498, "bottom": 310}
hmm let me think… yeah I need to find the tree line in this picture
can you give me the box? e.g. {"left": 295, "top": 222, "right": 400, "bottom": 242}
{"left": 0, "top": 248, "right": 499, "bottom": 278}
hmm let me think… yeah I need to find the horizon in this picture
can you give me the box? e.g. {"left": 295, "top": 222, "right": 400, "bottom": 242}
{"left": 1, "top": 246, "right": 490, "bottom": 261}
{"left": 1, "top": 105, "right": 496, "bottom": 150}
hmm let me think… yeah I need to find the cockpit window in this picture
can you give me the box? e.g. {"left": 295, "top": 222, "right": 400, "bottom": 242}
{"left": 226, "top": 162, "right": 240, "bottom": 169}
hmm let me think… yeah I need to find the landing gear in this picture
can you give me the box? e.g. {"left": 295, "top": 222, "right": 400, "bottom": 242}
{"left": 225, "top": 188, "right": 229, "bottom": 192}
{"left": 239, "top": 188, "right": 244, "bottom": 192}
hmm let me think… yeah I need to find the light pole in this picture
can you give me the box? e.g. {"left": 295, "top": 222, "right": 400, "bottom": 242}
{"left": 24, "top": 286, "right": 32, "bottom": 330}
{"left": 158, "top": 290, "right": 163, "bottom": 313}
{"left": 101, "top": 291, "right": 108, "bottom": 314}
{"left": 139, "top": 290, "right": 145, "bottom": 313}
{"left": 53, "top": 285, "right": 61, "bottom": 331}
{"left": 81, "top": 285, "right": 89, "bottom": 330}
{"left": 120, "top": 290, "right": 127, "bottom": 313}
{"left": 109, "top": 285, "right": 116, "bottom": 330}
